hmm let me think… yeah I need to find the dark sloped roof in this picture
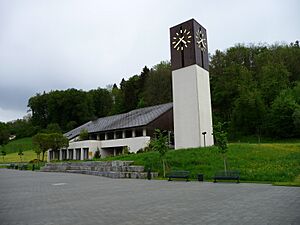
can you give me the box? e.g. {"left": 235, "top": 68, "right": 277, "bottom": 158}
{"left": 65, "top": 102, "right": 173, "bottom": 140}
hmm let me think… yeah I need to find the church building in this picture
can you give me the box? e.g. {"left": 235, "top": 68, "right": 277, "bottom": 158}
{"left": 48, "top": 18, "right": 214, "bottom": 161}
{"left": 48, "top": 103, "right": 173, "bottom": 161}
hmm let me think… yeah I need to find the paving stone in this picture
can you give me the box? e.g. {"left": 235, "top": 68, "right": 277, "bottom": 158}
{"left": 0, "top": 169, "right": 299, "bottom": 225}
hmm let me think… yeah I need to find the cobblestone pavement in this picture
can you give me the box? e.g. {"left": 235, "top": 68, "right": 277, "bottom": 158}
{"left": 0, "top": 169, "right": 299, "bottom": 225}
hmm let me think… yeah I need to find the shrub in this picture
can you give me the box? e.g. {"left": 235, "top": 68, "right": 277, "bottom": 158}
{"left": 94, "top": 148, "right": 101, "bottom": 159}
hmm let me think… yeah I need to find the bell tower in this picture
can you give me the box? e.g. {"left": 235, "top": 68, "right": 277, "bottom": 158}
{"left": 170, "top": 19, "right": 214, "bottom": 149}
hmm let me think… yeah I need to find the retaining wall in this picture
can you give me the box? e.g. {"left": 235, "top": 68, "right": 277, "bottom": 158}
{"left": 40, "top": 161, "right": 158, "bottom": 179}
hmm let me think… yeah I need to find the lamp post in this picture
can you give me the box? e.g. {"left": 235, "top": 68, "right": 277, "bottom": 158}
{"left": 202, "top": 132, "right": 207, "bottom": 147}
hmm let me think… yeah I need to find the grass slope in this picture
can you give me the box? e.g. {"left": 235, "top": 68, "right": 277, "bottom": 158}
{"left": 0, "top": 137, "right": 41, "bottom": 163}
{"left": 0, "top": 150, "right": 41, "bottom": 163}
{"left": 101, "top": 143, "right": 300, "bottom": 184}
{"left": 0, "top": 137, "right": 33, "bottom": 154}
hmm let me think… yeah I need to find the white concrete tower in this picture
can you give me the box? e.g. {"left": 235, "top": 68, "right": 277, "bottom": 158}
{"left": 170, "top": 19, "right": 214, "bottom": 149}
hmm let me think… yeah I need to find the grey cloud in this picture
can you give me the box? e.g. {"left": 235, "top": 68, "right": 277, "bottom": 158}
{"left": 0, "top": 0, "right": 299, "bottom": 122}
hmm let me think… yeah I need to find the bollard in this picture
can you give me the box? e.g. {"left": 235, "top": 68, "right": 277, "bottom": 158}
{"left": 147, "top": 168, "right": 151, "bottom": 180}
{"left": 197, "top": 174, "right": 204, "bottom": 182}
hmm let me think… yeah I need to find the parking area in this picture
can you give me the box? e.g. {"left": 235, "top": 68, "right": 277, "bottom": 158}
{"left": 0, "top": 169, "right": 299, "bottom": 225}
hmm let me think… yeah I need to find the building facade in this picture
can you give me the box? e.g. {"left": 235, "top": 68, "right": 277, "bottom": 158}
{"left": 48, "top": 103, "right": 173, "bottom": 161}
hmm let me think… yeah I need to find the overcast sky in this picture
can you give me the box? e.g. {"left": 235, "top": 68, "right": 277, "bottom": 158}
{"left": 0, "top": 0, "right": 299, "bottom": 122}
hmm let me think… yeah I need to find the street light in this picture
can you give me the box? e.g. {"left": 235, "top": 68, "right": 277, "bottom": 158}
{"left": 202, "top": 131, "right": 207, "bottom": 147}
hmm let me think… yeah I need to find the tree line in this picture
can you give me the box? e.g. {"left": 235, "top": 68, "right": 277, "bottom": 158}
{"left": 0, "top": 42, "right": 299, "bottom": 144}
{"left": 210, "top": 41, "right": 300, "bottom": 139}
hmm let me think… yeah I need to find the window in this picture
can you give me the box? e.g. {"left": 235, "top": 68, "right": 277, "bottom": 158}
{"left": 68, "top": 149, "right": 74, "bottom": 160}
{"left": 107, "top": 132, "right": 114, "bottom": 140}
{"left": 125, "top": 130, "right": 132, "bottom": 138}
{"left": 116, "top": 131, "right": 123, "bottom": 139}
{"left": 99, "top": 133, "right": 105, "bottom": 140}
{"left": 90, "top": 134, "right": 97, "bottom": 140}
{"left": 135, "top": 129, "right": 143, "bottom": 137}
{"left": 83, "top": 148, "right": 89, "bottom": 160}
{"left": 76, "top": 149, "right": 81, "bottom": 160}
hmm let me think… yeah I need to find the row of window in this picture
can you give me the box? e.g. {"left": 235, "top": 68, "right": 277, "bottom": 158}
{"left": 49, "top": 148, "right": 89, "bottom": 161}
{"left": 89, "top": 129, "right": 146, "bottom": 141}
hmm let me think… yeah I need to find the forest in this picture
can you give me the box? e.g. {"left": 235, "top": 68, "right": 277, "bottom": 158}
{"left": 0, "top": 41, "right": 299, "bottom": 144}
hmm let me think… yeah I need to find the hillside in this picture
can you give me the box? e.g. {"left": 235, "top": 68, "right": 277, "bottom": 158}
{"left": 0, "top": 137, "right": 33, "bottom": 154}
{"left": 100, "top": 143, "right": 300, "bottom": 184}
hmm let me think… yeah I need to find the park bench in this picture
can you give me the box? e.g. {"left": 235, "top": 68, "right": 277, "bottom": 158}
{"left": 213, "top": 170, "right": 240, "bottom": 183}
{"left": 19, "top": 164, "right": 28, "bottom": 170}
{"left": 7, "top": 164, "right": 15, "bottom": 169}
{"left": 168, "top": 171, "right": 190, "bottom": 181}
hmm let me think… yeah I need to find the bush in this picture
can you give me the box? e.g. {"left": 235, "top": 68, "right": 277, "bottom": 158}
{"left": 94, "top": 148, "right": 101, "bottom": 159}
{"left": 29, "top": 159, "right": 40, "bottom": 163}
{"left": 79, "top": 129, "right": 89, "bottom": 141}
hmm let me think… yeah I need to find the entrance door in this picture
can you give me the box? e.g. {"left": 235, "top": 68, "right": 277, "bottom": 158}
{"left": 68, "top": 149, "right": 73, "bottom": 160}
{"left": 75, "top": 149, "right": 81, "bottom": 160}
{"left": 83, "top": 148, "right": 89, "bottom": 160}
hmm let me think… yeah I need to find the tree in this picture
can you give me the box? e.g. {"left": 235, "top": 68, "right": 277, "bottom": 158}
{"left": 47, "top": 133, "right": 69, "bottom": 160}
{"left": 231, "top": 68, "right": 266, "bottom": 140}
{"left": 0, "top": 122, "right": 10, "bottom": 146}
{"left": 110, "top": 84, "right": 125, "bottom": 115}
{"left": 120, "top": 75, "right": 141, "bottom": 112}
{"left": 142, "top": 61, "right": 172, "bottom": 106}
{"left": 94, "top": 147, "right": 101, "bottom": 159}
{"left": 44, "top": 123, "right": 62, "bottom": 134}
{"left": 258, "top": 63, "right": 290, "bottom": 106}
{"left": 7, "top": 118, "right": 38, "bottom": 139}
{"left": 32, "top": 133, "right": 51, "bottom": 161}
{"left": 293, "top": 108, "right": 300, "bottom": 134}
{"left": 79, "top": 129, "right": 89, "bottom": 141}
{"left": 213, "top": 122, "right": 229, "bottom": 174}
{"left": 0, "top": 149, "right": 6, "bottom": 162}
{"left": 268, "top": 90, "right": 298, "bottom": 138}
{"left": 150, "top": 129, "right": 169, "bottom": 178}
{"left": 88, "top": 88, "right": 112, "bottom": 118}
{"left": 28, "top": 89, "right": 95, "bottom": 131}
{"left": 18, "top": 149, "right": 24, "bottom": 162}
{"left": 209, "top": 43, "right": 300, "bottom": 139}
{"left": 33, "top": 147, "right": 42, "bottom": 162}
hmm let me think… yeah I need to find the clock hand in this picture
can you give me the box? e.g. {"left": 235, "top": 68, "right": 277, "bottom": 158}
{"left": 174, "top": 36, "right": 185, "bottom": 48}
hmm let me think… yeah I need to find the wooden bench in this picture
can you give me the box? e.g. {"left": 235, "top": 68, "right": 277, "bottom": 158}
{"left": 213, "top": 170, "right": 240, "bottom": 183}
{"left": 19, "top": 164, "right": 28, "bottom": 170}
{"left": 168, "top": 171, "right": 190, "bottom": 181}
{"left": 7, "top": 164, "right": 15, "bottom": 169}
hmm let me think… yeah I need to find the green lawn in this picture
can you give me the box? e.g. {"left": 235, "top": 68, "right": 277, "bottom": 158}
{"left": 1, "top": 139, "right": 299, "bottom": 186}
{"left": 0, "top": 137, "right": 33, "bottom": 154}
{"left": 0, "top": 137, "right": 47, "bottom": 163}
{"left": 99, "top": 143, "right": 300, "bottom": 185}
{"left": 0, "top": 150, "right": 46, "bottom": 163}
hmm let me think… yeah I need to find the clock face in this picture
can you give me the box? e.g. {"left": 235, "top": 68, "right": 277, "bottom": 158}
{"left": 172, "top": 28, "right": 192, "bottom": 51}
{"left": 196, "top": 29, "right": 207, "bottom": 51}
{"left": 170, "top": 19, "right": 209, "bottom": 71}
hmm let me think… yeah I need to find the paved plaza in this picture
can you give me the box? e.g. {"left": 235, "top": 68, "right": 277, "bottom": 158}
{"left": 0, "top": 169, "right": 299, "bottom": 225}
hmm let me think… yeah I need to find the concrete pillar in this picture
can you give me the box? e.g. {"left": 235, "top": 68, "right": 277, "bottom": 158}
{"left": 113, "top": 149, "right": 116, "bottom": 156}
{"left": 66, "top": 149, "right": 69, "bottom": 160}
{"left": 80, "top": 148, "right": 84, "bottom": 160}
{"left": 132, "top": 129, "right": 136, "bottom": 138}
{"left": 73, "top": 149, "right": 76, "bottom": 160}
{"left": 97, "top": 134, "right": 100, "bottom": 140}
{"left": 172, "top": 64, "right": 214, "bottom": 149}
{"left": 143, "top": 128, "right": 147, "bottom": 136}
{"left": 114, "top": 132, "right": 117, "bottom": 140}
{"left": 59, "top": 150, "right": 62, "bottom": 161}
{"left": 47, "top": 150, "right": 50, "bottom": 162}
{"left": 105, "top": 133, "right": 108, "bottom": 140}
{"left": 122, "top": 131, "right": 126, "bottom": 139}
